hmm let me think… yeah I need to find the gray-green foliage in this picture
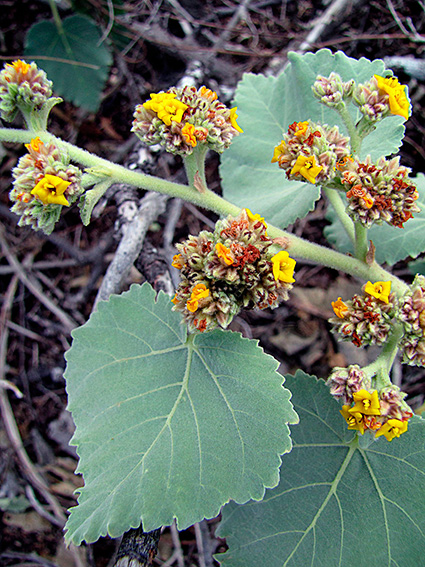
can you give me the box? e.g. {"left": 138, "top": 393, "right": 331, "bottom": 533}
{"left": 217, "top": 371, "right": 425, "bottom": 567}
{"left": 220, "top": 49, "right": 405, "bottom": 229}
{"left": 64, "top": 283, "right": 298, "bottom": 544}
{"left": 325, "top": 173, "right": 425, "bottom": 265}
{"left": 24, "top": 15, "right": 112, "bottom": 112}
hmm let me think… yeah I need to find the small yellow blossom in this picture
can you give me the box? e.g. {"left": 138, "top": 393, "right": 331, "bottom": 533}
{"left": 171, "top": 294, "right": 179, "bottom": 304}
{"left": 172, "top": 254, "right": 183, "bottom": 269}
{"left": 8, "top": 60, "right": 30, "bottom": 75}
{"left": 271, "top": 141, "right": 286, "bottom": 164}
{"left": 199, "top": 86, "right": 217, "bottom": 101}
{"left": 374, "top": 75, "right": 410, "bottom": 120}
{"left": 245, "top": 208, "right": 267, "bottom": 229}
{"left": 349, "top": 389, "right": 381, "bottom": 416}
{"left": 290, "top": 155, "right": 323, "bottom": 184}
{"left": 216, "top": 243, "right": 234, "bottom": 266}
{"left": 331, "top": 297, "right": 348, "bottom": 318}
{"left": 182, "top": 123, "right": 197, "bottom": 147}
{"left": 375, "top": 418, "right": 408, "bottom": 441}
{"left": 364, "top": 281, "right": 391, "bottom": 304}
{"left": 229, "top": 107, "right": 243, "bottom": 133}
{"left": 143, "top": 93, "right": 188, "bottom": 126}
{"left": 186, "top": 283, "right": 209, "bottom": 313}
{"left": 361, "top": 194, "right": 374, "bottom": 209}
{"left": 340, "top": 405, "right": 365, "bottom": 434}
{"left": 25, "top": 137, "right": 44, "bottom": 152}
{"left": 31, "top": 174, "right": 70, "bottom": 206}
{"left": 294, "top": 121, "right": 309, "bottom": 138}
{"left": 271, "top": 251, "right": 296, "bottom": 283}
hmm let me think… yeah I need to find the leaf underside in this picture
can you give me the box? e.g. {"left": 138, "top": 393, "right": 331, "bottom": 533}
{"left": 217, "top": 371, "right": 425, "bottom": 567}
{"left": 64, "top": 283, "right": 298, "bottom": 545}
{"left": 220, "top": 49, "right": 405, "bottom": 230}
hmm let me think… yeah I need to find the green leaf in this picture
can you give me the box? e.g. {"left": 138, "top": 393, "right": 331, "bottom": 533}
{"left": 221, "top": 49, "right": 406, "bottom": 229}
{"left": 24, "top": 15, "right": 112, "bottom": 112}
{"left": 217, "top": 371, "right": 425, "bottom": 567}
{"left": 64, "top": 283, "right": 298, "bottom": 545}
{"left": 325, "top": 173, "right": 425, "bottom": 265}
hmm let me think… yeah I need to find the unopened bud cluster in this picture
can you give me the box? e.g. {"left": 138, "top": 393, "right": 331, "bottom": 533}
{"left": 271, "top": 120, "right": 350, "bottom": 185}
{"left": 132, "top": 86, "right": 243, "bottom": 157}
{"left": 398, "top": 274, "right": 425, "bottom": 366}
{"left": 171, "top": 209, "right": 296, "bottom": 333}
{"left": 340, "top": 155, "right": 419, "bottom": 229}
{"left": 329, "top": 281, "right": 397, "bottom": 348}
{"left": 327, "top": 366, "right": 412, "bottom": 441}
{"left": 312, "top": 72, "right": 355, "bottom": 108}
{"left": 10, "top": 137, "right": 83, "bottom": 234}
{"left": 0, "top": 60, "right": 53, "bottom": 122}
{"left": 353, "top": 74, "right": 410, "bottom": 122}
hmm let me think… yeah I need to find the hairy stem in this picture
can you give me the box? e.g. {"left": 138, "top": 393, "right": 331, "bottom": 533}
{"left": 337, "top": 105, "right": 362, "bottom": 155}
{"left": 0, "top": 127, "right": 409, "bottom": 295}
{"left": 322, "top": 187, "right": 355, "bottom": 245}
{"left": 354, "top": 222, "right": 368, "bottom": 262}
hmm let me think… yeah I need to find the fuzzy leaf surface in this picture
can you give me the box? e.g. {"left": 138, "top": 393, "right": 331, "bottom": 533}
{"left": 64, "top": 283, "right": 298, "bottom": 544}
{"left": 25, "top": 15, "right": 112, "bottom": 112}
{"left": 217, "top": 371, "right": 425, "bottom": 567}
{"left": 221, "top": 49, "right": 406, "bottom": 229}
{"left": 324, "top": 173, "right": 425, "bottom": 265}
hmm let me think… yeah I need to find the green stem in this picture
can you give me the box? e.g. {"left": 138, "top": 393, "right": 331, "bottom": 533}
{"left": 183, "top": 146, "right": 208, "bottom": 187}
{"left": 0, "top": 127, "right": 409, "bottom": 296}
{"left": 323, "top": 187, "right": 355, "bottom": 245}
{"left": 354, "top": 222, "right": 368, "bottom": 262}
{"left": 337, "top": 105, "right": 362, "bottom": 155}
{"left": 362, "top": 323, "right": 404, "bottom": 388}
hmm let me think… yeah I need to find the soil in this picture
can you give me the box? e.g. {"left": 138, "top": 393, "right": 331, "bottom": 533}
{"left": 1, "top": 1, "right": 425, "bottom": 566}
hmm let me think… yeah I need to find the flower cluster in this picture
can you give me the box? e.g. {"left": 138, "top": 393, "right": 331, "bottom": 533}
{"left": 312, "top": 72, "right": 355, "bottom": 108}
{"left": 132, "top": 86, "right": 243, "bottom": 157}
{"left": 271, "top": 120, "right": 350, "bottom": 185}
{"left": 327, "top": 367, "right": 412, "bottom": 441}
{"left": 340, "top": 155, "right": 419, "bottom": 228}
{"left": 329, "top": 281, "right": 397, "bottom": 348}
{"left": 10, "top": 137, "right": 83, "bottom": 234}
{"left": 171, "top": 209, "right": 296, "bottom": 332}
{"left": 0, "top": 60, "right": 53, "bottom": 122}
{"left": 353, "top": 74, "right": 410, "bottom": 122}
{"left": 398, "top": 274, "right": 425, "bottom": 367}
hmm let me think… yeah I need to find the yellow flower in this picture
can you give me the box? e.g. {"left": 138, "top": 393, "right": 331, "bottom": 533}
{"left": 182, "top": 123, "right": 197, "bottom": 147}
{"left": 186, "top": 283, "right": 209, "bottom": 313}
{"left": 331, "top": 297, "right": 348, "bottom": 318}
{"left": 294, "top": 121, "right": 309, "bottom": 138}
{"left": 25, "top": 137, "right": 43, "bottom": 152}
{"left": 172, "top": 254, "right": 183, "bottom": 269}
{"left": 229, "top": 107, "right": 243, "bottom": 133}
{"left": 375, "top": 418, "right": 408, "bottom": 441}
{"left": 374, "top": 75, "right": 410, "bottom": 120}
{"left": 8, "top": 59, "right": 30, "bottom": 75}
{"left": 271, "top": 251, "right": 296, "bottom": 283}
{"left": 271, "top": 141, "right": 286, "bottom": 164}
{"left": 361, "top": 194, "right": 374, "bottom": 209}
{"left": 340, "top": 405, "right": 365, "bottom": 435}
{"left": 245, "top": 208, "right": 267, "bottom": 229}
{"left": 30, "top": 174, "right": 70, "bottom": 206}
{"left": 364, "top": 281, "right": 391, "bottom": 304}
{"left": 199, "top": 86, "right": 217, "bottom": 101}
{"left": 143, "top": 93, "right": 188, "bottom": 126}
{"left": 349, "top": 389, "right": 381, "bottom": 417}
{"left": 216, "top": 243, "right": 234, "bottom": 266}
{"left": 290, "top": 155, "right": 323, "bottom": 184}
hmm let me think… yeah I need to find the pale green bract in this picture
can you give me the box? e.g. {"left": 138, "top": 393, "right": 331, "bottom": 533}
{"left": 64, "top": 283, "right": 298, "bottom": 545}
{"left": 217, "top": 371, "right": 425, "bottom": 567}
{"left": 24, "top": 15, "right": 112, "bottom": 112}
{"left": 325, "top": 173, "right": 425, "bottom": 265}
{"left": 221, "top": 49, "right": 405, "bottom": 229}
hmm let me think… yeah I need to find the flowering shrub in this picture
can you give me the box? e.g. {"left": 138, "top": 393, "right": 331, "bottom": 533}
{"left": 1, "top": 50, "right": 425, "bottom": 566}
